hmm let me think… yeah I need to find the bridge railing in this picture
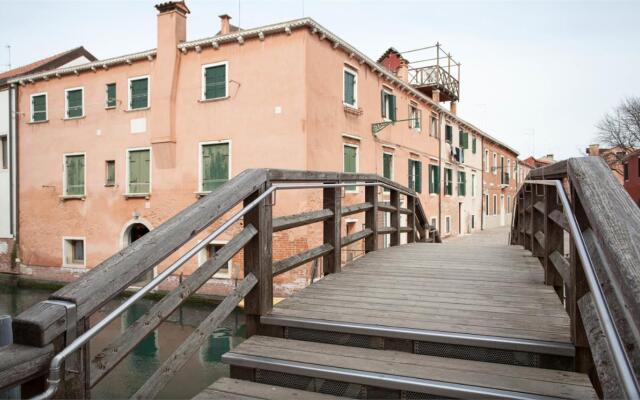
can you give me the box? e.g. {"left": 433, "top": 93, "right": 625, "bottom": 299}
{"left": 0, "top": 168, "right": 437, "bottom": 399}
{"left": 511, "top": 157, "right": 640, "bottom": 399}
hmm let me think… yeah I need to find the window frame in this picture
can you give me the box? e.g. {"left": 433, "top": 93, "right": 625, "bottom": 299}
{"left": 105, "top": 160, "right": 115, "bottom": 187}
{"left": 62, "top": 236, "right": 86, "bottom": 268}
{"left": 381, "top": 87, "right": 395, "bottom": 121}
{"left": 408, "top": 158, "right": 422, "bottom": 193}
{"left": 64, "top": 87, "right": 85, "bottom": 119}
{"left": 458, "top": 171, "right": 466, "bottom": 197}
{"left": 128, "top": 75, "right": 151, "bottom": 110}
{"left": 428, "top": 164, "right": 440, "bottom": 195}
{"left": 493, "top": 153, "right": 498, "bottom": 175}
{"left": 493, "top": 194, "right": 498, "bottom": 215}
{"left": 444, "top": 167, "right": 453, "bottom": 196}
{"left": 105, "top": 83, "right": 117, "bottom": 109}
{"left": 342, "top": 66, "right": 358, "bottom": 108}
{"left": 430, "top": 115, "right": 438, "bottom": 138}
{"left": 201, "top": 61, "right": 229, "bottom": 101}
{"left": 63, "top": 152, "right": 86, "bottom": 197}
{"left": 471, "top": 173, "right": 476, "bottom": 197}
{"left": 484, "top": 150, "right": 489, "bottom": 173}
{"left": 30, "top": 92, "right": 48, "bottom": 122}
{"left": 382, "top": 151, "right": 394, "bottom": 181}
{"left": 445, "top": 216, "right": 451, "bottom": 235}
{"left": 342, "top": 143, "right": 359, "bottom": 193}
{"left": 199, "top": 239, "right": 232, "bottom": 279}
{"left": 125, "top": 147, "right": 152, "bottom": 195}
{"left": 198, "top": 140, "right": 232, "bottom": 193}
{"left": 409, "top": 103, "right": 421, "bottom": 131}
{"left": 1, "top": 135, "right": 7, "bottom": 170}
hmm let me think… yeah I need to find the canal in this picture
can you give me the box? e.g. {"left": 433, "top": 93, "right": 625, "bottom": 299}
{"left": 0, "top": 282, "right": 246, "bottom": 399}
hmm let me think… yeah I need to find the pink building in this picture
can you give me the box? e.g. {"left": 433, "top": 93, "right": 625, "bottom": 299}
{"left": 6, "top": 2, "right": 519, "bottom": 295}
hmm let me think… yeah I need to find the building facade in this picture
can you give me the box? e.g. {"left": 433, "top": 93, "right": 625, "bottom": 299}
{"left": 623, "top": 150, "right": 640, "bottom": 207}
{"left": 7, "top": 2, "right": 520, "bottom": 295}
{"left": 481, "top": 137, "right": 519, "bottom": 229}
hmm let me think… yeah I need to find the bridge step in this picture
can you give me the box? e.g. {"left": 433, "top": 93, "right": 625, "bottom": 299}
{"left": 261, "top": 315, "right": 575, "bottom": 370}
{"left": 224, "top": 336, "right": 596, "bottom": 400}
{"left": 193, "top": 377, "right": 348, "bottom": 399}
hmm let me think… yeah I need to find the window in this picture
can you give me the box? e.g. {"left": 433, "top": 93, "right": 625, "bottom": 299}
{"left": 493, "top": 153, "right": 497, "bottom": 175}
{"left": 428, "top": 164, "right": 440, "bottom": 194}
{"left": 493, "top": 194, "right": 498, "bottom": 215}
{"left": 430, "top": 116, "right": 438, "bottom": 138}
{"left": 30, "top": 93, "right": 47, "bottom": 122}
{"left": 409, "top": 104, "right": 421, "bottom": 131}
{"left": 206, "top": 242, "right": 231, "bottom": 278}
{"left": 500, "top": 156, "right": 506, "bottom": 183}
{"left": 408, "top": 159, "right": 422, "bottom": 193}
{"left": 64, "top": 154, "right": 85, "bottom": 196}
{"left": 430, "top": 217, "right": 437, "bottom": 228}
{"left": 0, "top": 136, "right": 7, "bottom": 169}
{"left": 624, "top": 162, "right": 629, "bottom": 180}
{"left": 445, "top": 216, "right": 451, "bottom": 234}
{"left": 484, "top": 150, "right": 489, "bottom": 172}
{"left": 383, "top": 152, "right": 393, "bottom": 192}
{"left": 105, "top": 160, "right": 115, "bottom": 186}
{"left": 484, "top": 194, "right": 489, "bottom": 215}
{"left": 65, "top": 87, "right": 84, "bottom": 119}
{"left": 127, "top": 149, "right": 151, "bottom": 194}
{"left": 343, "top": 144, "right": 358, "bottom": 192}
{"left": 201, "top": 142, "right": 230, "bottom": 192}
{"left": 343, "top": 67, "right": 357, "bottom": 107}
{"left": 202, "top": 62, "right": 228, "bottom": 100}
{"left": 506, "top": 159, "right": 511, "bottom": 184}
{"left": 63, "top": 238, "right": 85, "bottom": 267}
{"left": 472, "top": 137, "right": 477, "bottom": 154}
{"left": 444, "top": 168, "right": 453, "bottom": 195}
{"left": 106, "top": 83, "right": 116, "bottom": 108}
{"left": 445, "top": 125, "right": 453, "bottom": 143}
{"left": 458, "top": 171, "right": 466, "bottom": 196}
{"left": 381, "top": 89, "right": 396, "bottom": 121}
{"left": 129, "top": 76, "right": 149, "bottom": 109}
{"left": 459, "top": 131, "right": 469, "bottom": 149}
{"left": 471, "top": 174, "right": 476, "bottom": 197}
{"left": 507, "top": 195, "right": 512, "bottom": 213}
{"left": 471, "top": 215, "right": 475, "bottom": 229}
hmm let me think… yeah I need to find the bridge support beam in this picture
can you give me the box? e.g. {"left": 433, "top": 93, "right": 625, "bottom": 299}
{"left": 323, "top": 186, "right": 342, "bottom": 274}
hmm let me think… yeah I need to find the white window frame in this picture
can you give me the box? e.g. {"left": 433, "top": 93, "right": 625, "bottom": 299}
{"left": 382, "top": 151, "right": 394, "bottom": 181}
{"left": 63, "top": 152, "right": 86, "bottom": 197}
{"left": 382, "top": 87, "right": 393, "bottom": 121}
{"left": 471, "top": 173, "right": 476, "bottom": 197}
{"left": 409, "top": 103, "right": 421, "bottom": 132}
{"left": 430, "top": 217, "right": 437, "bottom": 229}
{"left": 105, "top": 82, "right": 116, "bottom": 109}
{"left": 343, "top": 143, "right": 359, "bottom": 193}
{"left": 507, "top": 159, "right": 511, "bottom": 181}
{"left": 342, "top": 66, "right": 358, "bottom": 108}
{"left": 484, "top": 150, "right": 489, "bottom": 173}
{"left": 201, "top": 61, "right": 229, "bottom": 101}
{"left": 493, "top": 152, "right": 498, "bottom": 175}
{"left": 198, "top": 239, "right": 232, "bottom": 279}
{"left": 198, "top": 140, "right": 232, "bottom": 193}
{"left": 125, "top": 147, "right": 152, "bottom": 195}
{"left": 128, "top": 75, "right": 151, "bottom": 110}
{"left": 445, "top": 216, "right": 451, "bottom": 235}
{"left": 430, "top": 115, "right": 438, "bottom": 138}
{"left": 62, "top": 236, "right": 86, "bottom": 269}
{"left": 30, "top": 92, "right": 48, "bottom": 122}
{"left": 64, "top": 87, "right": 85, "bottom": 119}
{"left": 493, "top": 194, "right": 498, "bottom": 215}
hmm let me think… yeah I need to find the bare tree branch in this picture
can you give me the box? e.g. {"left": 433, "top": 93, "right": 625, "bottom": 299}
{"left": 596, "top": 96, "right": 640, "bottom": 154}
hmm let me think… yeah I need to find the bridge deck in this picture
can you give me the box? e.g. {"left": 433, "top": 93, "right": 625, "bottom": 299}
{"left": 267, "top": 227, "right": 571, "bottom": 345}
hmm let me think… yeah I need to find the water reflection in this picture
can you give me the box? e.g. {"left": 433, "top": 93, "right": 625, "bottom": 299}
{"left": 0, "top": 283, "right": 245, "bottom": 400}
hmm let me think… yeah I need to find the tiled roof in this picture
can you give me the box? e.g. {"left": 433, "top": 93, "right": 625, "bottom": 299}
{"left": 0, "top": 46, "right": 96, "bottom": 84}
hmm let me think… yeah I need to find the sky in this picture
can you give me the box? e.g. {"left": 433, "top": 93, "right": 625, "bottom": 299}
{"left": 1, "top": 0, "right": 639, "bottom": 159}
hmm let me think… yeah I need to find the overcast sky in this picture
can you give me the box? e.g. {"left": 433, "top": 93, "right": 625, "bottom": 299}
{"left": 2, "top": 0, "right": 639, "bottom": 159}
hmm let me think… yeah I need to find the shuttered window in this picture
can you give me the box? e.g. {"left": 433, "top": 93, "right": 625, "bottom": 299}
{"left": 458, "top": 171, "right": 466, "bottom": 196}
{"left": 429, "top": 164, "right": 440, "bottom": 194}
{"left": 409, "top": 105, "right": 421, "bottom": 130}
{"left": 66, "top": 89, "right": 83, "bottom": 118}
{"left": 105, "top": 160, "right": 115, "bottom": 186}
{"left": 459, "top": 131, "right": 469, "bottom": 149}
{"left": 65, "top": 154, "right": 85, "bottom": 196}
{"left": 201, "top": 143, "right": 230, "bottom": 192}
{"left": 382, "top": 153, "right": 392, "bottom": 192}
{"left": 343, "top": 69, "right": 356, "bottom": 106}
{"left": 31, "top": 94, "right": 47, "bottom": 122}
{"left": 128, "top": 149, "right": 151, "bottom": 194}
{"left": 204, "top": 64, "right": 227, "bottom": 100}
{"left": 129, "top": 77, "right": 149, "bottom": 109}
{"left": 381, "top": 90, "right": 396, "bottom": 121}
{"left": 472, "top": 137, "right": 477, "bottom": 154}
{"left": 445, "top": 125, "right": 453, "bottom": 143}
{"left": 344, "top": 145, "right": 357, "bottom": 191}
{"left": 106, "top": 83, "right": 116, "bottom": 108}
{"left": 408, "top": 159, "right": 422, "bottom": 193}
{"left": 444, "top": 168, "right": 453, "bottom": 195}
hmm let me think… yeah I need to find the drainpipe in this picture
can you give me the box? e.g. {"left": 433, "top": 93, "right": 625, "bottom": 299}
{"left": 437, "top": 111, "right": 443, "bottom": 235}
{"left": 9, "top": 84, "right": 18, "bottom": 265}
{"left": 480, "top": 136, "right": 484, "bottom": 230}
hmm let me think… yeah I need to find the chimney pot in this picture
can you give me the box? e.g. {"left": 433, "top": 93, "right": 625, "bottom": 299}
{"left": 219, "top": 14, "right": 232, "bottom": 35}
{"left": 588, "top": 144, "right": 600, "bottom": 156}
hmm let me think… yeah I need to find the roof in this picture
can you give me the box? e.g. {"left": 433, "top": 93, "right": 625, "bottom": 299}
{"left": 6, "top": 17, "right": 518, "bottom": 155}
{"left": 0, "top": 46, "right": 96, "bottom": 86}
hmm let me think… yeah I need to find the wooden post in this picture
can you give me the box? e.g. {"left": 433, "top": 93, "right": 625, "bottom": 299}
{"left": 531, "top": 184, "right": 545, "bottom": 260}
{"left": 544, "top": 185, "right": 563, "bottom": 296}
{"left": 518, "top": 191, "right": 525, "bottom": 246}
{"left": 390, "top": 190, "right": 401, "bottom": 246}
{"left": 407, "top": 195, "right": 416, "bottom": 243}
{"left": 522, "top": 184, "right": 531, "bottom": 251}
{"left": 364, "top": 185, "right": 378, "bottom": 252}
{"left": 323, "top": 186, "right": 342, "bottom": 274}
{"left": 243, "top": 183, "right": 273, "bottom": 337}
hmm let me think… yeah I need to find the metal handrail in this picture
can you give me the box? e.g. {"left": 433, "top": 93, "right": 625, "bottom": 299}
{"left": 32, "top": 179, "right": 428, "bottom": 400}
{"left": 525, "top": 179, "right": 640, "bottom": 399}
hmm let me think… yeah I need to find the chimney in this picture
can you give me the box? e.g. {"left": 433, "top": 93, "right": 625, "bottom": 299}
{"left": 219, "top": 14, "right": 232, "bottom": 35}
{"left": 450, "top": 101, "right": 457, "bottom": 115}
{"left": 431, "top": 89, "right": 440, "bottom": 103}
{"left": 588, "top": 144, "right": 600, "bottom": 156}
{"left": 397, "top": 58, "right": 408, "bottom": 82}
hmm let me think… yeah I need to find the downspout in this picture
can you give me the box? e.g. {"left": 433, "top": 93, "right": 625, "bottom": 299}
{"left": 437, "top": 111, "right": 443, "bottom": 235}
{"left": 9, "top": 84, "right": 18, "bottom": 264}
{"left": 480, "top": 136, "right": 484, "bottom": 230}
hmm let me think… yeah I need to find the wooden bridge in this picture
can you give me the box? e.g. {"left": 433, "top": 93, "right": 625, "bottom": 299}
{"left": 1, "top": 157, "right": 639, "bottom": 399}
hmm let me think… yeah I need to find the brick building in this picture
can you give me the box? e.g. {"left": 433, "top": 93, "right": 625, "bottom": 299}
{"left": 482, "top": 136, "right": 519, "bottom": 229}
{"left": 623, "top": 150, "right": 640, "bottom": 206}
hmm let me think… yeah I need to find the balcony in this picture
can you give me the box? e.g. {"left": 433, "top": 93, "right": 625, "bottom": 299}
{"left": 404, "top": 43, "right": 460, "bottom": 103}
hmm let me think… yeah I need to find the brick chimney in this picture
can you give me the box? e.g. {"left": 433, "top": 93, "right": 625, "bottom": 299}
{"left": 431, "top": 89, "right": 440, "bottom": 103}
{"left": 219, "top": 14, "right": 232, "bottom": 35}
{"left": 450, "top": 101, "right": 457, "bottom": 115}
{"left": 397, "top": 58, "right": 408, "bottom": 82}
{"left": 588, "top": 144, "right": 600, "bottom": 156}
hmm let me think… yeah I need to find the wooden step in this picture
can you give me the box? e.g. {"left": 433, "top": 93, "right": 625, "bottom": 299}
{"left": 224, "top": 336, "right": 597, "bottom": 400}
{"left": 193, "top": 377, "right": 347, "bottom": 399}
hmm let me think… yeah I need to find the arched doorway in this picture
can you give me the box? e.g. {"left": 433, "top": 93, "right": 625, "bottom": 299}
{"left": 122, "top": 221, "right": 152, "bottom": 286}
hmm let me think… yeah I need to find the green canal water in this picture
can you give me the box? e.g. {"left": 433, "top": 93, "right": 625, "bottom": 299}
{"left": 0, "top": 283, "right": 246, "bottom": 399}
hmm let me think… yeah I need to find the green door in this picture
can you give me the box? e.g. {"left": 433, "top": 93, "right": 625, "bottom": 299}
{"left": 129, "top": 149, "right": 150, "bottom": 194}
{"left": 65, "top": 155, "right": 85, "bottom": 195}
{"left": 202, "top": 143, "right": 230, "bottom": 191}
{"left": 344, "top": 145, "right": 357, "bottom": 191}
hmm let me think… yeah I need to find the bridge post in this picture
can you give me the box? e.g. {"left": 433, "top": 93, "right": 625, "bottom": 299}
{"left": 390, "top": 190, "right": 401, "bottom": 246}
{"left": 544, "top": 185, "right": 563, "bottom": 297}
{"left": 364, "top": 185, "right": 378, "bottom": 252}
{"left": 243, "top": 183, "right": 273, "bottom": 337}
{"left": 532, "top": 184, "right": 545, "bottom": 259}
{"left": 323, "top": 186, "right": 342, "bottom": 274}
{"left": 407, "top": 195, "right": 416, "bottom": 243}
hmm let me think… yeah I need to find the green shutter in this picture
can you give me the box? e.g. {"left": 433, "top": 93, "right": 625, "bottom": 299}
{"left": 445, "top": 125, "right": 452, "bottom": 143}
{"left": 408, "top": 160, "right": 414, "bottom": 190}
{"left": 459, "top": 172, "right": 466, "bottom": 196}
{"left": 445, "top": 168, "right": 452, "bottom": 195}
{"left": 344, "top": 146, "right": 357, "bottom": 191}
{"left": 389, "top": 95, "right": 397, "bottom": 121}
{"left": 380, "top": 90, "right": 386, "bottom": 117}
{"left": 202, "top": 143, "right": 230, "bottom": 191}
{"left": 344, "top": 70, "right": 355, "bottom": 106}
{"left": 32, "top": 94, "right": 47, "bottom": 122}
{"left": 106, "top": 83, "right": 116, "bottom": 108}
{"left": 66, "top": 155, "right": 85, "bottom": 195}
{"left": 472, "top": 137, "right": 477, "bottom": 153}
{"left": 429, "top": 165, "right": 440, "bottom": 194}
{"left": 129, "top": 149, "right": 150, "bottom": 193}
{"left": 416, "top": 109, "right": 421, "bottom": 129}
{"left": 66, "top": 89, "right": 83, "bottom": 118}
{"left": 130, "top": 78, "right": 149, "bottom": 109}
{"left": 415, "top": 161, "right": 422, "bottom": 193}
{"left": 383, "top": 153, "right": 392, "bottom": 192}
{"left": 204, "top": 65, "right": 226, "bottom": 99}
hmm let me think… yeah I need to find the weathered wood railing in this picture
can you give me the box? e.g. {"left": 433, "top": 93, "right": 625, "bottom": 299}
{"left": 511, "top": 157, "right": 640, "bottom": 399}
{"left": 0, "top": 169, "right": 436, "bottom": 399}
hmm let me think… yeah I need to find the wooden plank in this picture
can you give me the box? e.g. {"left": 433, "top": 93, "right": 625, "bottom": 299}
{"left": 378, "top": 226, "right": 396, "bottom": 235}
{"left": 273, "top": 244, "right": 333, "bottom": 276}
{"left": 549, "top": 251, "right": 570, "bottom": 284}
{"left": 407, "top": 196, "right": 416, "bottom": 243}
{"left": 0, "top": 344, "right": 54, "bottom": 391}
{"left": 341, "top": 229, "right": 373, "bottom": 247}
{"left": 323, "top": 187, "right": 341, "bottom": 275}
{"left": 400, "top": 226, "right": 413, "bottom": 233}
{"left": 364, "top": 186, "right": 378, "bottom": 253}
{"left": 273, "top": 209, "right": 333, "bottom": 232}
{"left": 377, "top": 203, "right": 396, "bottom": 213}
{"left": 195, "top": 378, "right": 348, "bottom": 400}
{"left": 89, "top": 225, "right": 257, "bottom": 387}
{"left": 548, "top": 209, "right": 569, "bottom": 231}
{"left": 533, "top": 201, "right": 545, "bottom": 214}
{"left": 341, "top": 202, "right": 372, "bottom": 217}
{"left": 390, "top": 191, "right": 400, "bottom": 246}
{"left": 132, "top": 274, "right": 258, "bottom": 400}
{"left": 534, "top": 231, "right": 545, "bottom": 248}
{"left": 528, "top": 159, "right": 568, "bottom": 180}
